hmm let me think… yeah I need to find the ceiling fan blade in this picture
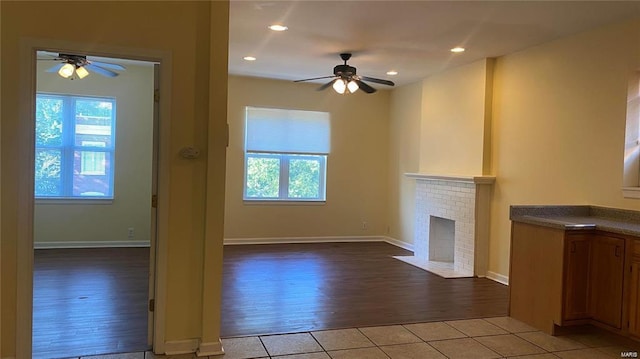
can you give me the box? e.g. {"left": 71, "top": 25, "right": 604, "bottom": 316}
{"left": 294, "top": 75, "right": 336, "bottom": 83}
{"left": 317, "top": 79, "right": 339, "bottom": 91}
{"left": 89, "top": 61, "right": 125, "bottom": 71}
{"left": 85, "top": 64, "right": 119, "bottom": 77}
{"left": 355, "top": 79, "right": 376, "bottom": 94}
{"left": 46, "top": 63, "right": 65, "bottom": 73}
{"left": 361, "top": 76, "right": 395, "bottom": 87}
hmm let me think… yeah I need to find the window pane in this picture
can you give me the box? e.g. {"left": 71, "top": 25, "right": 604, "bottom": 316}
{"left": 288, "top": 158, "right": 321, "bottom": 198}
{"left": 75, "top": 99, "right": 113, "bottom": 147}
{"left": 35, "top": 149, "right": 62, "bottom": 196}
{"left": 80, "top": 151, "right": 107, "bottom": 175}
{"left": 73, "top": 151, "right": 112, "bottom": 196}
{"left": 35, "top": 97, "right": 63, "bottom": 146}
{"left": 246, "top": 156, "right": 280, "bottom": 198}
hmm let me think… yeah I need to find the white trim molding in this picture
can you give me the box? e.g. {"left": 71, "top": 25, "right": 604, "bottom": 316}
{"left": 486, "top": 271, "right": 509, "bottom": 285}
{"left": 224, "top": 236, "right": 413, "bottom": 251}
{"left": 164, "top": 339, "right": 199, "bottom": 355}
{"left": 224, "top": 235, "right": 388, "bottom": 245}
{"left": 623, "top": 187, "right": 640, "bottom": 199}
{"left": 383, "top": 236, "right": 414, "bottom": 251}
{"left": 34, "top": 241, "right": 151, "bottom": 249}
{"left": 197, "top": 339, "right": 224, "bottom": 357}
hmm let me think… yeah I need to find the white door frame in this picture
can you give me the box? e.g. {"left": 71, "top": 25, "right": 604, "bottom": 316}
{"left": 16, "top": 38, "right": 172, "bottom": 357}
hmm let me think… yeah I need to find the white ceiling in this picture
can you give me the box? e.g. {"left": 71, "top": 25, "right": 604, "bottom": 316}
{"left": 229, "top": 1, "right": 640, "bottom": 88}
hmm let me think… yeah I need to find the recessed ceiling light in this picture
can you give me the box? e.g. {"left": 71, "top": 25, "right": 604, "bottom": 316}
{"left": 268, "top": 24, "right": 288, "bottom": 31}
{"left": 243, "top": 56, "right": 257, "bottom": 61}
{"left": 386, "top": 71, "right": 398, "bottom": 76}
{"left": 451, "top": 47, "right": 466, "bottom": 53}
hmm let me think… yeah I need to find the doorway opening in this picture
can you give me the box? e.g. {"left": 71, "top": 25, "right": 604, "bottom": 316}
{"left": 32, "top": 51, "right": 158, "bottom": 359}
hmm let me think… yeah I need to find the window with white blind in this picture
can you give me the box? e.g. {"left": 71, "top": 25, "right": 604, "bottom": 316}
{"left": 244, "top": 107, "right": 330, "bottom": 201}
{"left": 35, "top": 93, "right": 116, "bottom": 199}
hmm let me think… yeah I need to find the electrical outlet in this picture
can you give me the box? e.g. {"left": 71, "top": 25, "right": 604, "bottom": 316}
{"left": 128, "top": 228, "right": 135, "bottom": 239}
{"left": 361, "top": 221, "right": 368, "bottom": 230}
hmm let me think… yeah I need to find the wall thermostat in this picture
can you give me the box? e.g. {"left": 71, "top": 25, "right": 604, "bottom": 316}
{"left": 179, "top": 146, "right": 201, "bottom": 159}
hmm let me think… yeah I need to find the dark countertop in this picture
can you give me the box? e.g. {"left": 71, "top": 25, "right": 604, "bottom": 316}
{"left": 510, "top": 205, "right": 640, "bottom": 237}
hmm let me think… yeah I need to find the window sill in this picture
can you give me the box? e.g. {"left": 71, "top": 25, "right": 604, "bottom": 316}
{"left": 622, "top": 187, "right": 640, "bottom": 199}
{"left": 36, "top": 198, "right": 114, "bottom": 205}
{"left": 243, "top": 199, "right": 326, "bottom": 206}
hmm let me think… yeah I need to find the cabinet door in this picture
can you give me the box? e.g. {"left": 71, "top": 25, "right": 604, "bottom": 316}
{"left": 563, "top": 235, "right": 591, "bottom": 321}
{"left": 629, "top": 242, "right": 640, "bottom": 337}
{"left": 589, "top": 234, "right": 625, "bottom": 328}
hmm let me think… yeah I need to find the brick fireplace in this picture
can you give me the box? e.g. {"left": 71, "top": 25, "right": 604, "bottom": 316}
{"left": 395, "top": 174, "right": 495, "bottom": 278}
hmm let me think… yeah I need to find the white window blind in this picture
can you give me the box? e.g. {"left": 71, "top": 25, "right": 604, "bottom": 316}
{"left": 245, "top": 107, "right": 330, "bottom": 154}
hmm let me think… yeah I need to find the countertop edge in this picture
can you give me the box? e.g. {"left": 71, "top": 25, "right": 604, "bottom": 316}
{"left": 511, "top": 215, "right": 640, "bottom": 237}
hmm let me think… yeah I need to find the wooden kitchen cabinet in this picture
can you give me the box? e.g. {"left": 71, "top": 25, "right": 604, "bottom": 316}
{"left": 563, "top": 234, "right": 591, "bottom": 321}
{"left": 628, "top": 241, "right": 640, "bottom": 337}
{"left": 511, "top": 221, "right": 637, "bottom": 336}
{"left": 588, "top": 234, "right": 625, "bottom": 328}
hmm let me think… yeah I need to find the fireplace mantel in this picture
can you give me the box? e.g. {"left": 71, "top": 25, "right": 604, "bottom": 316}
{"left": 405, "top": 173, "right": 496, "bottom": 184}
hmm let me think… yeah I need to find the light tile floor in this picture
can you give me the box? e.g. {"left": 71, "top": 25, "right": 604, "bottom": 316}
{"left": 68, "top": 317, "right": 640, "bottom": 359}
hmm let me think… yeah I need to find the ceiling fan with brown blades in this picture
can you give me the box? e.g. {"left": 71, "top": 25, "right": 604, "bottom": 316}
{"left": 294, "top": 53, "right": 394, "bottom": 94}
{"left": 38, "top": 52, "right": 126, "bottom": 79}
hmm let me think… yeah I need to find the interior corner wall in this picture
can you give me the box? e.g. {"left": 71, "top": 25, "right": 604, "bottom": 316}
{"left": 388, "top": 81, "right": 422, "bottom": 245}
{"left": 34, "top": 62, "right": 154, "bottom": 246}
{"left": 419, "top": 59, "right": 491, "bottom": 175}
{"left": 489, "top": 18, "right": 640, "bottom": 277}
{"left": 224, "top": 75, "right": 390, "bottom": 240}
{"left": 2, "top": 1, "right": 227, "bottom": 355}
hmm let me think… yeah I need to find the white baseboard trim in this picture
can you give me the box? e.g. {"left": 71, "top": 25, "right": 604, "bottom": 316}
{"left": 34, "top": 240, "right": 150, "bottom": 249}
{"left": 164, "top": 338, "right": 199, "bottom": 355}
{"left": 382, "top": 236, "right": 414, "bottom": 252}
{"left": 223, "top": 235, "right": 414, "bottom": 252}
{"left": 224, "top": 235, "right": 388, "bottom": 245}
{"left": 197, "top": 339, "right": 224, "bottom": 357}
{"left": 486, "top": 271, "right": 509, "bottom": 285}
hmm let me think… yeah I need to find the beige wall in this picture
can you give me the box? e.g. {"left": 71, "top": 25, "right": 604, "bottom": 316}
{"left": 388, "top": 81, "right": 422, "bottom": 244}
{"left": 419, "top": 59, "right": 493, "bottom": 175}
{"left": 34, "top": 62, "right": 154, "bottom": 245}
{"left": 389, "top": 19, "right": 640, "bottom": 279}
{"left": 225, "top": 76, "right": 390, "bottom": 239}
{"left": 489, "top": 18, "right": 640, "bottom": 276}
{"left": 1, "top": 1, "right": 228, "bottom": 356}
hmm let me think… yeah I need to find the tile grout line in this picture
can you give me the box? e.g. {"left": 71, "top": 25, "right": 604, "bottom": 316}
{"left": 257, "top": 335, "right": 271, "bottom": 358}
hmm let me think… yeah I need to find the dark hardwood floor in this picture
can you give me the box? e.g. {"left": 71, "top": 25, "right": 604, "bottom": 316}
{"left": 221, "top": 242, "right": 508, "bottom": 337}
{"left": 33, "top": 242, "right": 509, "bottom": 358}
{"left": 33, "top": 248, "right": 150, "bottom": 359}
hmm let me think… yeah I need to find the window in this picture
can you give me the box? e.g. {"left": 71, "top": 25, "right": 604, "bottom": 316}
{"left": 35, "top": 94, "right": 116, "bottom": 199}
{"left": 623, "top": 73, "right": 640, "bottom": 198}
{"left": 244, "top": 107, "right": 330, "bottom": 201}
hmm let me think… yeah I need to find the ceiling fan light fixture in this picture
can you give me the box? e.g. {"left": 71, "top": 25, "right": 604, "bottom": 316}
{"left": 75, "top": 66, "right": 89, "bottom": 79}
{"left": 333, "top": 79, "right": 347, "bottom": 94}
{"left": 347, "top": 80, "right": 359, "bottom": 93}
{"left": 386, "top": 70, "right": 398, "bottom": 76}
{"left": 451, "top": 47, "right": 466, "bottom": 53}
{"left": 58, "top": 63, "right": 75, "bottom": 78}
{"left": 268, "top": 24, "right": 288, "bottom": 31}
